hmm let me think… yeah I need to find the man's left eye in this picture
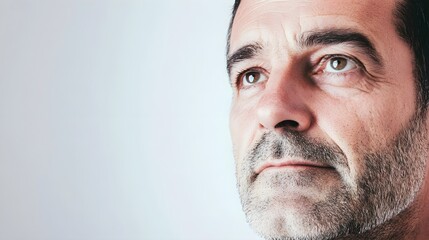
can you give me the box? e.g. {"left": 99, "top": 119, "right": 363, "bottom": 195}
{"left": 324, "top": 56, "right": 358, "bottom": 73}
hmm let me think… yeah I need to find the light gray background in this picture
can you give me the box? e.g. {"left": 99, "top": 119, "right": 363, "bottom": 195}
{"left": 0, "top": 0, "right": 260, "bottom": 239}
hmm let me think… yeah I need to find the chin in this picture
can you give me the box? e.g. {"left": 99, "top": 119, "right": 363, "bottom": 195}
{"left": 248, "top": 212, "right": 341, "bottom": 240}
{"left": 244, "top": 197, "right": 348, "bottom": 240}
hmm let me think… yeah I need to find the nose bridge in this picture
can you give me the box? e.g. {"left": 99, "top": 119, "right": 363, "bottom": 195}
{"left": 260, "top": 73, "right": 294, "bottom": 112}
{"left": 264, "top": 54, "right": 303, "bottom": 96}
{"left": 265, "top": 69, "right": 295, "bottom": 101}
{"left": 256, "top": 66, "right": 312, "bottom": 132}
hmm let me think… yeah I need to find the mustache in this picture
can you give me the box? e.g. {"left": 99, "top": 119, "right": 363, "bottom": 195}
{"left": 245, "top": 131, "right": 347, "bottom": 174}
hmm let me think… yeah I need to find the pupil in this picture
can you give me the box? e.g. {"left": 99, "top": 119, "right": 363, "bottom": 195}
{"left": 249, "top": 75, "right": 255, "bottom": 82}
{"left": 247, "top": 72, "right": 259, "bottom": 83}
{"left": 331, "top": 58, "right": 346, "bottom": 70}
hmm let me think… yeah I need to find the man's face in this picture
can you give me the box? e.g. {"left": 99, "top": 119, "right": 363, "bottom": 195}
{"left": 228, "top": 0, "right": 429, "bottom": 239}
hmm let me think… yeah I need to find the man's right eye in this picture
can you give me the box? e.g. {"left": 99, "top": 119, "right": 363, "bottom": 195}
{"left": 239, "top": 69, "right": 268, "bottom": 87}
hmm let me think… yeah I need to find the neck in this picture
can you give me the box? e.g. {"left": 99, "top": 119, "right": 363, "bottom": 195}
{"left": 416, "top": 178, "right": 429, "bottom": 240}
{"left": 335, "top": 206, "right": 418, "bottom": 240}
{"left": 416, "top": 149, "right": 429, "bottom": 240}
{"left": 339, "top": 178, "right": 429, "bottom": 240}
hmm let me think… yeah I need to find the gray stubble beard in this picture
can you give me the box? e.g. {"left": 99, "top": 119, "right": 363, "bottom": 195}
{"left": 235, "top": 111, "right": 428, "bottom": 240}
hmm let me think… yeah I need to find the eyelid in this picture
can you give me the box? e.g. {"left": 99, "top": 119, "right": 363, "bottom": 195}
{"left": 235, "top": 67, "right": 268, "bottom": 88}
{"left": 315, "top": 54, "right": 365, "bottom": 73}
{"left": 309, "top": 53, "right": 380, "bottom": 89}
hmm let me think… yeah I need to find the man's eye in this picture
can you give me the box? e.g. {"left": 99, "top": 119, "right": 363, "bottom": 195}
{"left": 324, "top": 56, "right": 358, "bottom": 73}
{"left": 240, "top": 70, "right": 268, "bottom": 86}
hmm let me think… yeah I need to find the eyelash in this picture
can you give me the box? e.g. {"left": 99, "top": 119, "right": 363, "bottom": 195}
{"left": 233, "top": 54, "right": 369, "bottom": 89}
{"left": 235, "top": 66, "right": 266, "bottom": 89}
{"left": 315, "top": 54, "right": 365, "bottom": 73}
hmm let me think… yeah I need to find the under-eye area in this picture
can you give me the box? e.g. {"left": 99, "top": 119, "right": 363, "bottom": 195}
{"left": 227, "top": 0, "right": 429, "bottom": 239}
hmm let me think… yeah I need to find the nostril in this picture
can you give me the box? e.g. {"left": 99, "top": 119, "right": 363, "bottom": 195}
{"left": 275, "top": 120, "right": 299, "bottom": 129}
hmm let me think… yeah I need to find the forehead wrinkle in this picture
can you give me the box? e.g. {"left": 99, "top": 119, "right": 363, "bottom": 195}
{"left": 232, "top": 0, "right": 394, "bottom": 71}
{"left": 232, "top": 0, "right": 300, "bottom": 38}
{"left": 232, "top": 1, "right": 318, "bottom": 57}
{"left": 233, "top": 0, "right": 267, "bottom": 30}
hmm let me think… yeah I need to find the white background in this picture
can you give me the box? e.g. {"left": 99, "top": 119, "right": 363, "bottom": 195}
{"left": 0, "top": 0, "right": 260, "bottom": 239}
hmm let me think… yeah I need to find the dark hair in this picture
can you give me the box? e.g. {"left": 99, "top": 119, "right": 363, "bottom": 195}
{"left": 226, "top": 0, "right": 241, "bottom": 56}
{"left": 395, "top": 0, "right": 429, "bottom": 109}
{"left": 227, "top": 0, "right": 429, "bottom": 108}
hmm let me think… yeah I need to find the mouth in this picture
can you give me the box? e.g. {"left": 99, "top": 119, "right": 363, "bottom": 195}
{"left": 255, "top": 160, "right": 335, "bottom": 175}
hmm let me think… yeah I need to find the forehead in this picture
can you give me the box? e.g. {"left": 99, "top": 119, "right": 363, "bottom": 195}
{"left": 230, "top": 0, "right": 397, "bottom": 54}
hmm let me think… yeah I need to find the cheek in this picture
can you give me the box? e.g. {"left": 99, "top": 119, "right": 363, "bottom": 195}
{"left": 316, "top": 103, "right": 373, "bottom": 180}
{"left": 315, "top": 88, "right": 415, "bottom": 179}
{"left": 229, "top": 99, "right": 260, "bottom": 161}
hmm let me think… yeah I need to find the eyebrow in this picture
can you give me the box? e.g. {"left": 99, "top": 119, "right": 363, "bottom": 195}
{"left": 300, "top": 29, "right": 384, "bottom": 67}
{"left": 226, "top": 29, "right": 384, "bottom": 77}
{"left": 226, "top": 43, "right": 262, "bottom": 77}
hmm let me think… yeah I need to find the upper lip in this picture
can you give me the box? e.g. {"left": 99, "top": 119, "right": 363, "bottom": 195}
{"left": 254, "top": 159, "right": 333, "bottom": 174}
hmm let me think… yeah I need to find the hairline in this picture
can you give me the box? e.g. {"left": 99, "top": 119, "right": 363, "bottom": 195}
{"left": 227, "top": 0, "right": 405, "bottom": 55}
{"left": 226, "top": 0, "right": 426, "bottom": 111}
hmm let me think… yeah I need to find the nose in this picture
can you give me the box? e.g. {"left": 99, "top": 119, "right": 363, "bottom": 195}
{"left": 256, "top": 77, "right": 313, "bottom": 133}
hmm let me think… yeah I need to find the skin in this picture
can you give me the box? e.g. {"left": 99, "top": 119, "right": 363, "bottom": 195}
{"left": 228, "top": 0, "right": 429, "bottom": 239}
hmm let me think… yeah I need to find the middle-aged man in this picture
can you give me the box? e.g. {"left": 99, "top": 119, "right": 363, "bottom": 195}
{"left": 226, "top": 0, "right": 429, "bottom": 239}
